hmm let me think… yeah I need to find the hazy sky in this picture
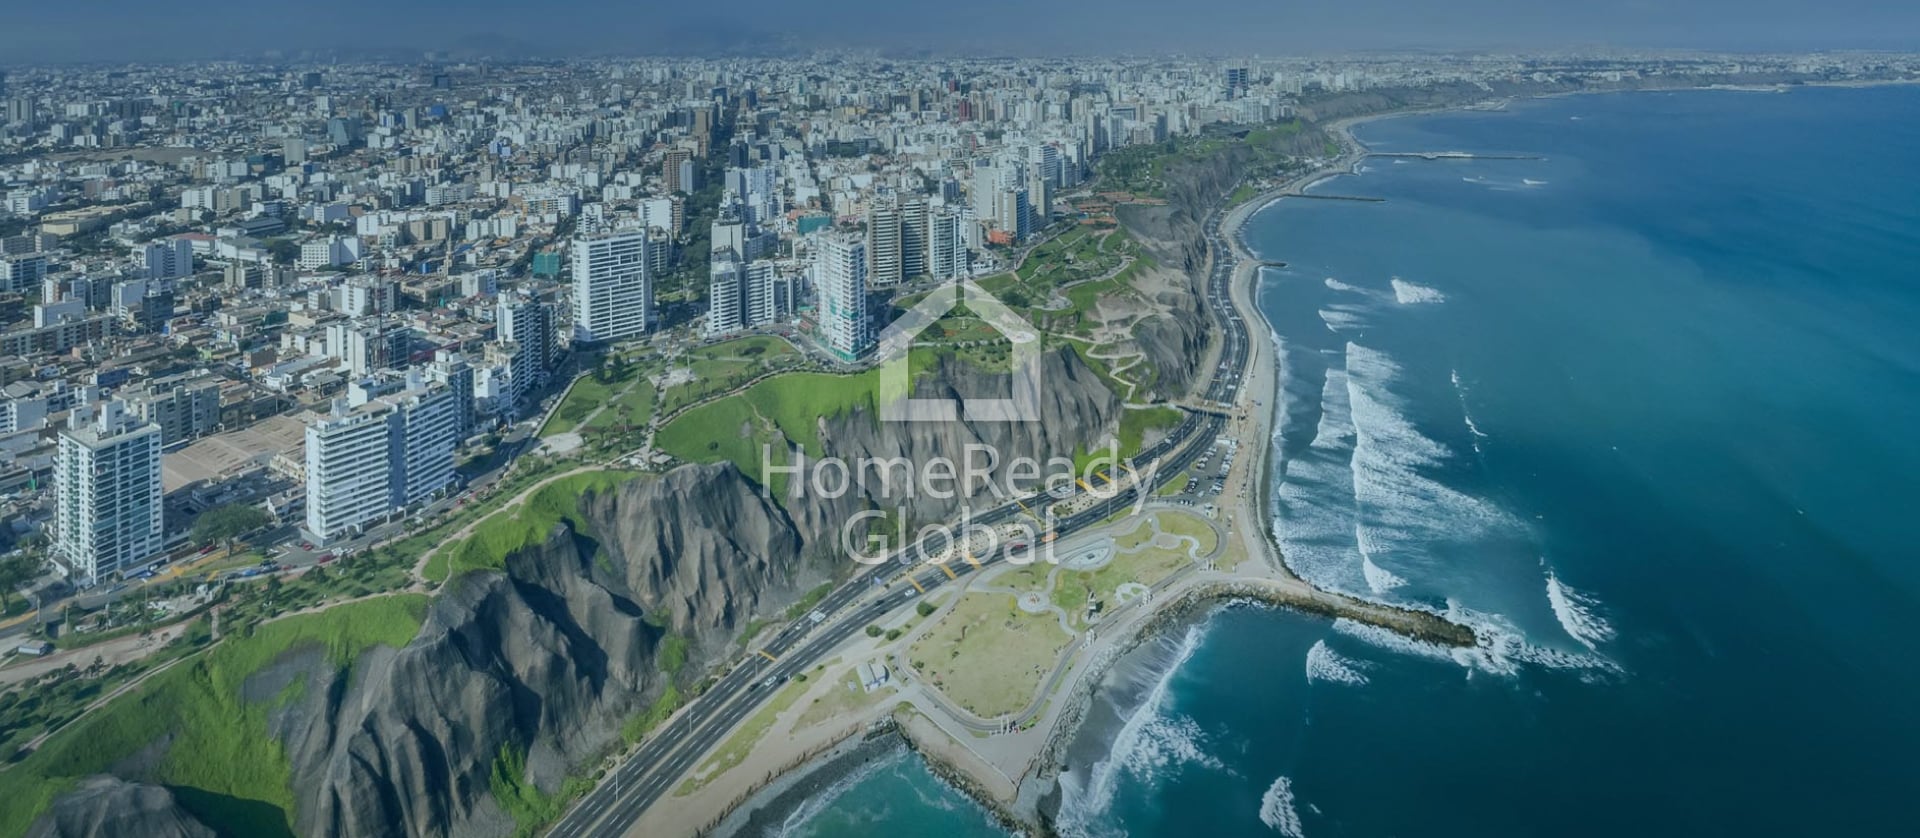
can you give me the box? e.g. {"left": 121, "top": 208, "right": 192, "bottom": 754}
{"left": 3, "top": 1, "right": 1917, "bottom": 64}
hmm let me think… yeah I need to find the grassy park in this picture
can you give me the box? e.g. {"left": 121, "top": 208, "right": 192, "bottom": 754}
{"left": 906, "top": 594, "right": 1074, "bottom": 719}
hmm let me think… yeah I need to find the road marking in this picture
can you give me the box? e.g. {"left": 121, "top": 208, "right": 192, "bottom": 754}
{"left": 936, "top": 562, "right": 957, "bottom": 580}
{"left": 1076, "top": 477, "right": 1092, "bottom": 491}
{"left": 963, "top": 552, "right": 982, "bottom": 569}
{"left": 904, "top": 575, "right": 926, "bottom": 593}
{"left": 757, "top": 649, "right": 777, "bottom": 662}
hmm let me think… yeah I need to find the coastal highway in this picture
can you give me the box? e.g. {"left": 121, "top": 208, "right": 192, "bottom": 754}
{"left": 550, "top": 209, "right": 1255, "bottom": 838}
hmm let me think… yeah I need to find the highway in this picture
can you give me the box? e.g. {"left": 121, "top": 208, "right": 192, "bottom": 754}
{"left": 550, "top": 204, "right": 1255, "bottom": 838}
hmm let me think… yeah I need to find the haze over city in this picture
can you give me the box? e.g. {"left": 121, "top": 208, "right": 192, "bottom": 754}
{"left": 4, "top": 0, "right": 1920, "bottom": 62}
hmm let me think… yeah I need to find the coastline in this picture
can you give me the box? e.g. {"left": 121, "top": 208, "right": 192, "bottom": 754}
{"left": 680, "top": 78, "right": 1920, "bottom": 836}
{"left": 696, "top": 106, "right": 1434, "bottom": 838}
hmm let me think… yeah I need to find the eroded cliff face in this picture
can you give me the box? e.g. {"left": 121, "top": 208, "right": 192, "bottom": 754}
{"left": 269, "top": 463, "right": 809, "bottom": 838}
{"left": 777, "top": 347, "right": 1124, "bottom": 542}
{"left": 26, "top": 776, "right": 215, "bottom": 838}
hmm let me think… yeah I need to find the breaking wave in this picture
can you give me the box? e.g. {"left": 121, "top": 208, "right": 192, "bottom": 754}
{"left": 1259, "top": 776, "right": 1306, "bottom": 837}
{"left": 1057, "top": 624, "right": 1219, "bottom": 837}
{"left": 1305, "top": 640, "right": 1370, "bottom": 686}
{"left": 1390, "top": 277, "right": 1446, "bottom": 304}
{"left": 1360, "top": 546, "right": 1409, "bottom": 595}
{"left": 1546, "top": 569, "right": 1617, "bottom": 651}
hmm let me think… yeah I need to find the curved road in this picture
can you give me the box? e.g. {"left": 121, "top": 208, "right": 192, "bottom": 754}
{"left": 549, "top": 199, "right": 1253, "bottom": 838}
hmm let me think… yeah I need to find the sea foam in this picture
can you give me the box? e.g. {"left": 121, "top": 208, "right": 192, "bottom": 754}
{"left": 1305, "top": 640, "right": 1370, "bottom": 686}
{"left": 1259, "top": 776, "right": 1307, "bottom": 837}
{"left": 1546, "top": 570, "right": 1617, "bottom": 651}
{"left": 1058, "top": 625, "right": 1217, "bottom": 837}
{"left": 1390, "top": 277, "right": 1446, "bottom": 304}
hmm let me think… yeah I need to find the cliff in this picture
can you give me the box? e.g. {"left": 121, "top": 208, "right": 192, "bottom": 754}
{"left": 25, "top": 776, "right": 215, "bottom": 838}
{"left": 265, "top": 463, "right": 811, "bottom": 838}
{"left": 781, "top": 347, "right": 1123, "bottom": 539}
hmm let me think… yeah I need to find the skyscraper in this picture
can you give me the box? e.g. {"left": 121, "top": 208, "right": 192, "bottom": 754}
{"left": 866, "top": 198, "right": 903, "bottom": 288}
{"left": 705, "top": 250, "right": 745, "bottom": 338}
{"left": 54, "top": 401, "right": 163, "bottom": 584}
{"left": 900, "top": 194, "right": 929, "bottom": 279}
{"left": 928, "top": 209, "right": 963, "bottom": 281}
{"left": 572, "top": 229, "right": 653, "bottom": 343}
{"left": 814, "top": 234, "right": 872, "bottom": 361}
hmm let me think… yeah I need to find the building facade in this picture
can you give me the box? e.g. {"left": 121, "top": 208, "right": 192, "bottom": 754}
{"left": 572, "top": 229, "right": 653, "bottom": 343}
{"left": 54, "top": 401, "right": 164, "bottom": 584}
{"left": 813, "top": 233, "right": 872, "bottom": 361}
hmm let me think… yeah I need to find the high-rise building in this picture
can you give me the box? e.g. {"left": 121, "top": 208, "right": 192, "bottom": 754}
{"left": 971, "top": 166, "right": 1000, "bottom": 224}
{"left": 866, "top": 199, "right": 903, "bottom": 288}
{"left": 705, "top": 251, "right": 745, "bottom": 338}
{"left": 1027, "top": 171, "right": 1052, "bottom": 234}
{"left": 1225, "top": 67, "right": 1250, "bottom": 97}
{"left": 928, "top": 209, "right": 964, "bottom": 281}
{"left": 663, "top": 147, "right": 696, "bottom": 195}
{"left": 814, "top": 234, "right": 872, "bottom": 361}
{"left": 426, "top": 351, "right": 477, "bottom": 441}
{"left": 326, "top": 319, "right": 411, "bottom": 376}
{"left": 138, "top": 238, "right": 194, "bottom": 280}
{"left": 996, "top": 188, "right": 1032, "bottom": 243}
{"left": 900, "top": 194, "right": 929, "bottom": 279}
{"left": 303, "top": 374, "right": 460, "bottom": 543}
{"left": 126, "top": 372, "right": 222, "bottom": 444}
{"left": 572, "top": 229, "right": 653, "bottom": 343}
{"left": 54, "top": 401, "right": 163, "bottom": 585}
{"left": 0, "top": 253, "right": 48, "bottom": 294}
{"left": 744, "top": 261, "right": 781, "bottom": 327}
{"left": 496, "top": 291, "right": 554, "bottom": 377}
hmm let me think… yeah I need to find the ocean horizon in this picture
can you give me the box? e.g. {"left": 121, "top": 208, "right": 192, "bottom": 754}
{"left": 771, "top": 84, "right": 1920, "bottom": 838}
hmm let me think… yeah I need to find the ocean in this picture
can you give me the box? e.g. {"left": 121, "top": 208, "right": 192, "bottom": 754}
{"left": 772, "top": 86, "right": 1920, "bottom": 837}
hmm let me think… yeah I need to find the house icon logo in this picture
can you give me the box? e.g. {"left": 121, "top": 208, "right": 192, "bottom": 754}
{"left": 877, "top": 281, "right": 1043, "bottom": 423}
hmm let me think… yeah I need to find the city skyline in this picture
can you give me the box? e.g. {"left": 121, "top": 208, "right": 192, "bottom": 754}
{"left": 3, "top": 1, "right": 1920, "bottom": 64}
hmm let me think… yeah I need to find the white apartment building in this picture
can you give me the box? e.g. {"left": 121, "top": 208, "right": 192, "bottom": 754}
{"left": 706, "top": 253, "right": 744, "bottom": 338}
{"left": 54, "top": 401, "right": 164, "bottom": 585}
{"left": 572, "top": 229, "right": 653, "bottom": 343}
{"left": 813, "top": 233, "right": 872, "bottom": 361}
{"left": 866, "top": 199, "right": 903, "bottom": 288}
{"left": 303, "top": 376, "right": 460, "bottom": 543}
{"left": 928, "top": 209, "right": 963, "bottom": 281}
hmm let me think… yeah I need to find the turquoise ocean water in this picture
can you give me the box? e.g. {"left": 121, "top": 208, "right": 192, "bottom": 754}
{"left": 776, "top": 86, "right": 1920, "bottom": 837}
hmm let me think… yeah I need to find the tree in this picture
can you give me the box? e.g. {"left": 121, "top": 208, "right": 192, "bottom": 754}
{"left": 0, "top": 551, "right": 46, "bottom": 615}
{"left": 191, "top": 504, "right": 273, "bottom": 552}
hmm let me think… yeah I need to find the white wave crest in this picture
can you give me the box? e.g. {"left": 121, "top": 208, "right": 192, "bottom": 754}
{"left": 1259, "top": 776, "right": 1306, "bottom": 837}
{"left": 1058, "top": 625, "right": 1217, "bottom": 837}
{"left": 1359, "top": 546, "right": 1409, "bottom": 595}
{"left": 1345, "top": 343, "right": 1520, "bottom": 557}
{"left": 775, "top": 748, "right": 905, "bottom": 838}
{"left": 1305, "top": 640, "right": 1370, "bottom": 687}
{"left": 1390, "top": 277, "right": 1445, "bottom": 305}
{"left": 1546, "top": 570, "right": 1617, "bottom": 651}
{"left": 1523, "top": 178, "right": 1548, "bottom": 186}
{"left": 1318, "top": 306, "right": 1367, "bottom": 333}
{"left": 1450, "top": 368, "right": 1489, "bottom": 455}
